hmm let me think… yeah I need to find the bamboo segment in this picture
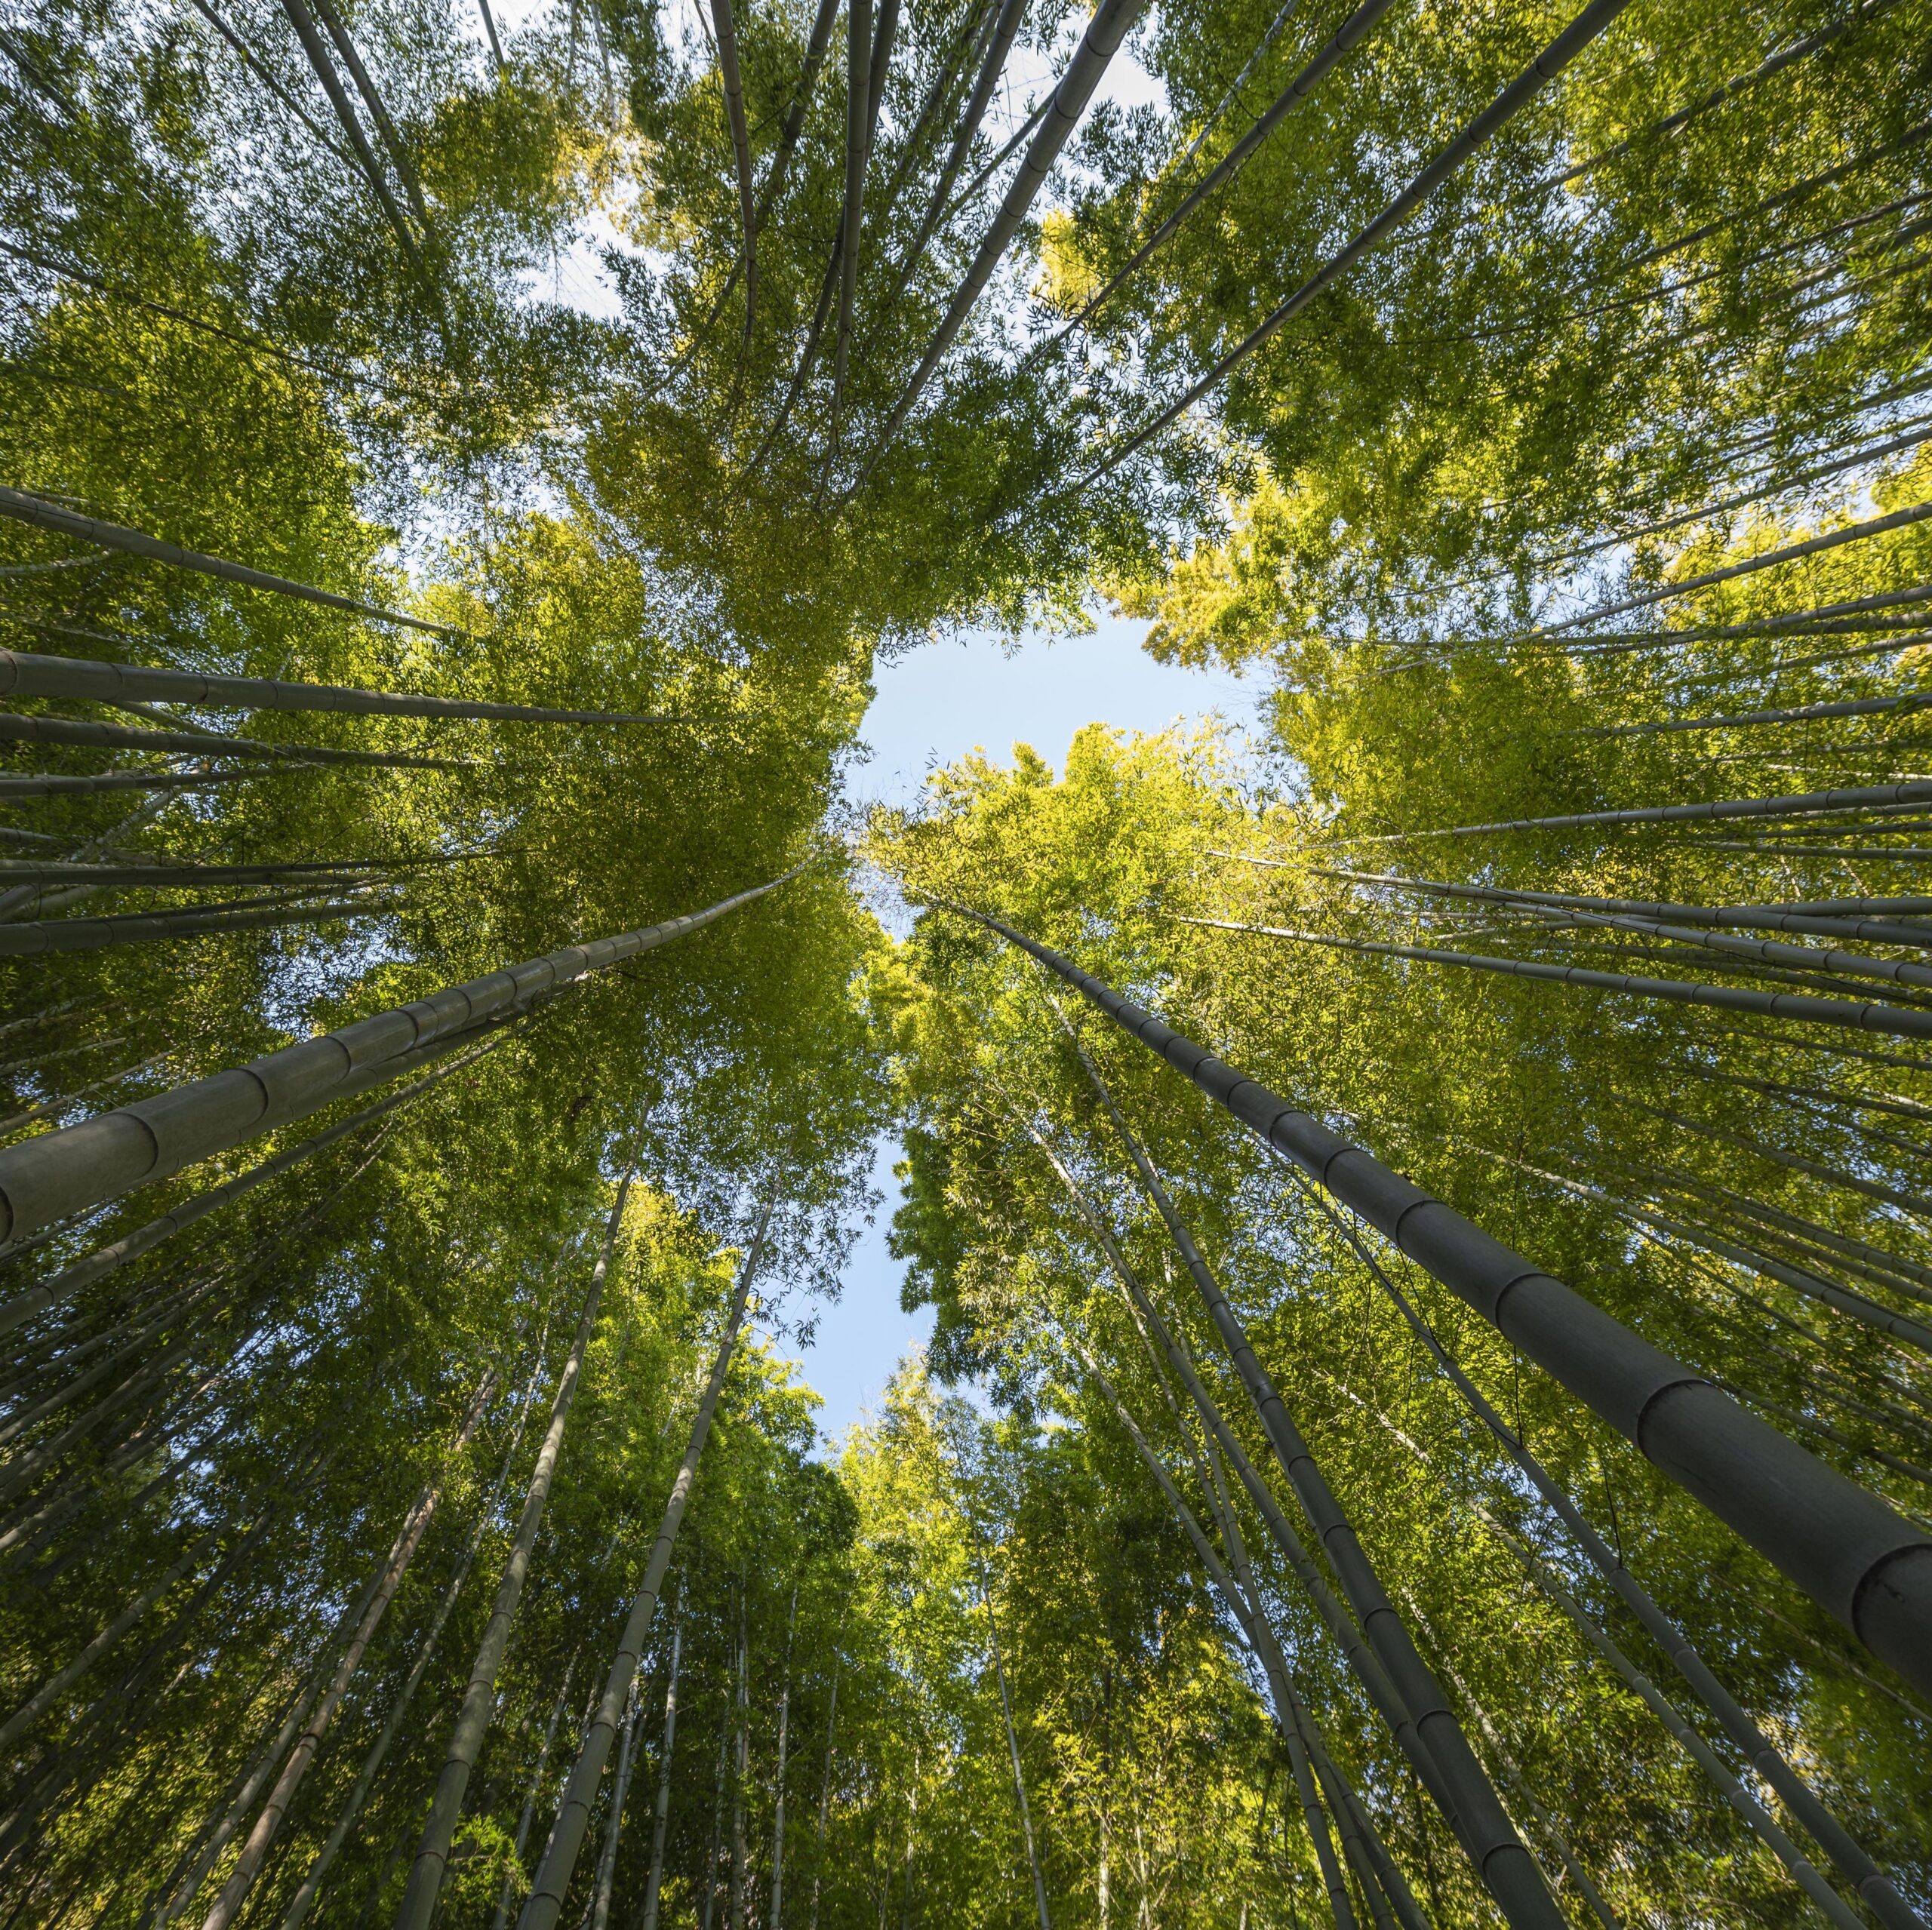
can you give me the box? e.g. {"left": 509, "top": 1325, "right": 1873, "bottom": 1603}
{"left": 1185, "top": 914, "right": 1932, "bottom": 1040}
{"left": 0, "top": 710, "right": 467, "bottom": 770}
{"left": 0, "top": 869, "right": 798, "bottom": 1243}
{"left": 0, "top": 648, "right": 670, "bottom": 723}
{"left": 518, "top": 1198, "right": 774, "bottom": 1930}
{"left": 1303, "top": 1186, "right": 1926, "bottom": 1930}
{"left": 0, "top": 896, "right": 394, "bottom": 960}
{"left": 0, "top": 1030, "right": 505, "bottom": 1338}
{"left": 956, "top": 903, "right": 1932, "bottom": 1699}
{"left": 198, "top": 1376, "right": 495, "bottom": 1930}
{"left": 0, "top": 487, "right": 454, "bottom": 633}
{"left": 863, "top": 0, "right": 1149, "bottom": 472}
{"left": 393, "top": 1178, "right": 633, "bottom": 1930}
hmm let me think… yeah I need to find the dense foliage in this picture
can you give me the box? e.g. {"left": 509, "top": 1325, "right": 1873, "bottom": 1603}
{"left": 0, "top": 0, "right": 1927, "bottom": 1922}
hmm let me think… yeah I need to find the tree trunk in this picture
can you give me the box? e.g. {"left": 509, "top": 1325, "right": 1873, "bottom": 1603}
{"left": 637, "top": 1583, "right": 685, "bottom": 1930}
{"left": 704, "top": 1708, "right": 730, "bottom": 1930}
{"left": 394, "top": 1176, "right": 634, "bottom": 1930}
{"left": 966, "top": 905, "right": 1932, "bottom": 1701}
{"left": 0, "top": 871, "right": 795, "bottom": 1245}
{"left": 0, "top": 644, "right": 669, "bottom": 724}
{"left": 708, "top": 0, "right": 758, "bottom": 352}
{"left": 829, "top": 0, "right": 872, "bottom": 437}
{"left": 518, "top": 1197, "right": 774, "bottom": 1930}
{"left": 771, "top": 1585, "right": 797, "bottom": 1930}
{"left": 198, "top": 1373, "right": 494, "bottom": 1930}
{"left": 590, "top": 1681, "right": 642, "bottom": 1930}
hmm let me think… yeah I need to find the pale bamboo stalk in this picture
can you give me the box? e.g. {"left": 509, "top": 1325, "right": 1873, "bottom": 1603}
{"left": 590, "top": 1681, "right": 643, "bottom": 1930}
{"left": 804, "top": 1641, "right": 838, "bottom": 1930}
{"left": 703, "top": 1708, "right": 730, "bottom": 1930}
{"left": 1054, "top": 1040, "right": 1556, "bottom": 1930}
{"left": 491, "top": 1655, "right": 583, "bottom": 1930}
{"left": 1092, "top": 0, "right": 1635, "bottom": 478}
{"left": 1302, "top": 1178, "right": 1926, "bottom": 1930}
{"left": 1011, "top": 1111, "right": 1463, "bottom": 1836}
{"left": 0, "top": 647, "right": 670, "bottom": 723}
{"left": 1551, "top": 499, "right": 1932, "bottom": 632}
{"left": 830, "top": 0, "right": 872, "bottom": 438}
{"left": 1075, "top": 1348, "right": 1355, "bottom": 1930}
{"left": 518, "top": 1198, "right": 774, "bottom": 1930}
{"left": 0, "top": 894, "right": 398, "bottom": 960}
{"left": 0, "top": 487, "right": 451, "bottom": 634}
{"left": 281, "top": 1322, "right": 558, "bottom": 1930}
{"left": 275, "top": 0, "right": 426, "bottom": 266}
{"left": 0, "top": 710, "right": 466, "bottom": 771}
{"left": 636, "top": 1582, "right": 685, "bottom": 1930}
{"left": 771, "top": 1584, "right": 797, "bottom": 1930}
{"left": 0, "top": 765, "right": 306, "bottom": 798}
{"left": 394, "top": 1176, "right": 634, "bottom": 1930}
{"left": 309, "top": 0, "right": 430, "bottom": 225}
{"left": 709, "top": 0, "right": 758, "bottom": 352}
{"left": 860, "top": 0, "right": 1147, "bottom": 477}
{"left": 983, "top": 1563, "right": 1050, "bottom": 1930}
{"left": 730, "top": 1592, "right": 749, "bottom": 1930}
{"left": 0, "top": 869, "right": 798, "bottom": 1245}
{"left": 198, "top": 1375, "right": 497, "bottom": 1930}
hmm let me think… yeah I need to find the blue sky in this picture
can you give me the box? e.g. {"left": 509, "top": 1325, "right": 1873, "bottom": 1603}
{"left": 776, "top": 615, "right": 1254, "bottom": 1446}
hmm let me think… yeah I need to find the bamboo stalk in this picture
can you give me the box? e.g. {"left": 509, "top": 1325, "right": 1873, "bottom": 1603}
{"left": 518, "top": 1197, "right": 774, "bottom": 1930}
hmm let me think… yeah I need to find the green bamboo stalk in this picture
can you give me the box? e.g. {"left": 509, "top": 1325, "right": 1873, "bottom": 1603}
{"left": 0, "top": 487, "right": 451, "bottom": 634}
{"left": 0, "top": 710, "right": 467, "bottom": 771}
{"left": 518, "top": 1198, "right": 774, "bottom": 1930}
{"left": 0, "top": 868, "right": 798, "bottom": 1244}
{"left": 393, "top": 1176, "right": 634, "bottom": 1930}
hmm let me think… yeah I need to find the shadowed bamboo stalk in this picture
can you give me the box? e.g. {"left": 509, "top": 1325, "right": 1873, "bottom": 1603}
{"left": 0, "top": 648, "right": 672, "bottom": 722}
{"left": 275, "top": 0, "right": 426, "bottom": 267}
{"left": 1321, "top": 868, "right": 1932, "bottom": 951}
{"left": 771, "top": 1584, "right": 796, "bottom": 1930}
{"left": 1301, "top": 1182, "right": 1924, "bottom": 1930}
{"left": 709, "top": 0, "right": 758, "bottom": 352}
{"left": 0, "top": 711, "right": 467, "bottom": 771}
{"left": 394, "top": 1176, "right": 634, "bottom": 1930}
{"left": 0, "top": 765, "right": 313, "bottom": 798}
{"left": 589, "top": 1680, "right": 642, "bottom": 1930}
{"left": 1041, "top": 0, "right": 1393, "bottom": 350}
{"left": 309, "top": 0, "right": 429, "bottom": 226}
{"left": 830, "top": 0, "right": 873, "bottom": 438}
{"left": 1551, "top": 499, "right": 1932, "bottom": 632}
{"left": 637, "top": 1582, "right": 685, "bottom": 1930}
{"left": 859, "top": 0, "right": 1149, "bottom": 478}
{"left": 977, "top": 1551, "right": 1050, "bottom": 1930}
{"left": 0, "top": 893, "right": 398, "bottom": 960}
{"left": 1014, "top": 1110, "right": 1466, "bottom": 1839}
{"left": 1183, "top": 914, "right": 1932, "bottom": 1042}
{"left": 0, "top": 868, "right": 798, "bottom": 1245}
{"left": 1075, "top": 1347, "right": 1358, "bottom": 1930}
{"left": 518, "top": 1197, "right": 774, "bottom": 1930}
{"left": 1092, "top": 0, "right": 1636, "bottom": 478}
{"left": 198, "top": 1375, "right": 497, "bottom": 1930}
{"left": 949, "top": 903, "right": 1932, "bottom": 1698}
{"left": 0, "top": 490, "right": 451, "bottom": 632}
{"left": 1057, "top": 1044, "right": 1558, "bottom": 1930}
{"left": 279, "top": 1319, "right": 558, "bottom": 1930}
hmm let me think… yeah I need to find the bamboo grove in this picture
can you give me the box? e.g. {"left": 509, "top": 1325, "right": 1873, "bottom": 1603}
{"left": 0, "top": 0, "right": 1927, "bottom": 1919}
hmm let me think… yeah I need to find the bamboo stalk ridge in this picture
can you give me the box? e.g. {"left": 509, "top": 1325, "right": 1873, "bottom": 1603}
{"left": 952, "top": 901, "right": 1932, "bottom": 1700}
{"left": 0, "top": 869, "right": 801, "bottom": 1243}
{"left": 0, "top": 649, "right": 675, "bottom": 723}
{"left": 0, "top": 487, "right": 456, "bottom": 634}
{"left": 517, "top": 1196, "right": 774, "bottom": 1930}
